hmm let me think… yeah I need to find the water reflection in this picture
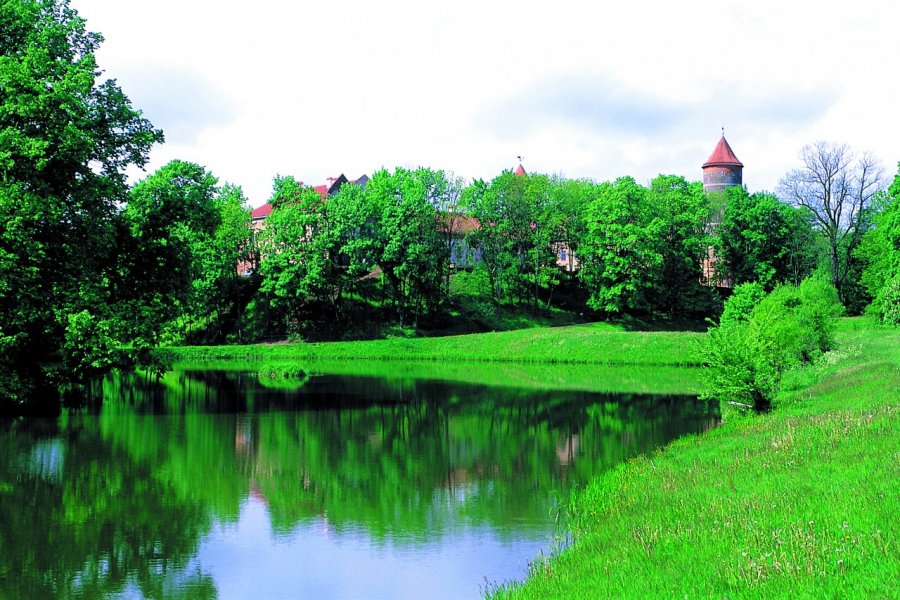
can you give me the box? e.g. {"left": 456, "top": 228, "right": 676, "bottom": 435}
{"left": 1, "top": 369, "right": 718, "bottom": 599}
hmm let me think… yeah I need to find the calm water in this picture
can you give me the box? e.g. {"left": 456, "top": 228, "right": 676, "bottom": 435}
{"left": 0, "top": 369, "right": 719, "bottom": 599}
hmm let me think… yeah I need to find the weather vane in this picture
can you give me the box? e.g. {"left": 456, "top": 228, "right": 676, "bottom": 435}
{"left": 517, "top": 155, "right": 524, "bottom": 163}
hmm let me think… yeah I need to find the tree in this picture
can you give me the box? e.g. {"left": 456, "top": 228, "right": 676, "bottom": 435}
{"left": 0, "top": 0, "right": 162, "bottom": 408}
{"left": 462, "top": 178, "right": 509, "bottom": 307}
{"left": 257, "top": 176, "right": 337, "bottom": 334}
{"left": 425, "top": 170, "right": 465, "bottom": 297}
{"left": 367, "top": 168, "right": 446, "bottom": 328}
{"left": 857, "top": 162, "right": 900, "bottom": 324}
{"left": 122, "top": 160, "right": 222, "bottom": 343}
{"left": 327, "top": 180, "right": 380, "bottom": 301}
{"left": 702, "top": 276, "right": 842, "bottom": 411}
{"left": 645, "top": 175, "right": 715, "bottom": 317}
{"left": 778, "top": 141, "right": 884, "bottom": 302}
{"left": 579, "top": 177, "right": 659, "bottom": 314}
{"left": 192, "top": 183, "right": 253, "bottom": 342}
{"left": 718, "top": 187, "right": 818, "bottom": 290}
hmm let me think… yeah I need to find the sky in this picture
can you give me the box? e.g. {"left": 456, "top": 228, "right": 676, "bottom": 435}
{"left": 71, "top": 0, "right": 899, "bottom": 209}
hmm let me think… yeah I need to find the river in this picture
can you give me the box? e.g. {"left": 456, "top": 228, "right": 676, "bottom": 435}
{"left": 0, "top": 367, "right": 718, "bottom": 599}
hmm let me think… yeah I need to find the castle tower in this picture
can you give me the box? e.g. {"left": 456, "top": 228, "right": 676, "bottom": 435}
{"left": 701, "top": 134, "right": 742, "bottom": 289}
{"left": 702, "top": 134, "right": 743, "bottom": 194}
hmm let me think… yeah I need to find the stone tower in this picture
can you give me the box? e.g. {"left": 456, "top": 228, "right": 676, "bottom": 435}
{"left": 702, "top": 135, "right": 743, "bottom": 194}
{"left": 701, "top": 134, "right": 743, "bottom": 288}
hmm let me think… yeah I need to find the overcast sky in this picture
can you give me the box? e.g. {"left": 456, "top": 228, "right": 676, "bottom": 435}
{"left": 72, "top": 0, "right": 899, "bottom": 208}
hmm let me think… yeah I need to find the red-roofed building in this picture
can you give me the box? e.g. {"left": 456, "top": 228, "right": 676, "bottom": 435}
{"left": 240, "top": 173, "right": 369, "bottom": 275}
{"left": 250, "top": 173, "right": 369, "bottom": 225}
{"left": 702, "top": 135, "right": 743, "bottom": 194}
{"left": 438, "top": 212, "right": 482, "bottom": 269}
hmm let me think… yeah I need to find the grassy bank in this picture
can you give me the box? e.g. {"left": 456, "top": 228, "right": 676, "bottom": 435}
{"left": 166, "top": 322, "right": 704, "bottom": 367}
{"left": 490, "top": 318, "right": 899, "bottom": 598}
{"left": 175, "top": 359, "right": 705, "bottom": 396}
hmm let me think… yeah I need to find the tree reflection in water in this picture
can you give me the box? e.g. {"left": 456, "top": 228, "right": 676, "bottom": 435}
{"left": 0, "top": 369, "right": 718, "bottom": 598}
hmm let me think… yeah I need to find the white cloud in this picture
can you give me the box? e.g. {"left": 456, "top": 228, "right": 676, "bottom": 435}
{"left": 74, "top": 0, "right": 900, "bottom": 205}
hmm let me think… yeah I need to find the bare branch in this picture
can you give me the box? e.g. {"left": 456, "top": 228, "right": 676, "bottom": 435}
{"left": 777, "top": 141, "right": 885, "bottom": 296}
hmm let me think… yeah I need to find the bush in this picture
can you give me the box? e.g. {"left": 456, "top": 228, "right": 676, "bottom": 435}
{"left": 61, "top": 311, "right": 122, "bottom": 381}
{"left": 877, "top": 275, "right": 900, "bottom": 327}
{"left": 720, "top": 282, "right": 765, "bottom": 325}
{"left": 701, "top": 276, "right": 842, "bottom": 410}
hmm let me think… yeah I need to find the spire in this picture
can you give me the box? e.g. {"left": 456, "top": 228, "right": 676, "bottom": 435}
{"left": 703, "top": 135, "right": 743, "bottom": 168}
{"left": 514, "top": 155, "right": 526, "bottom": 176}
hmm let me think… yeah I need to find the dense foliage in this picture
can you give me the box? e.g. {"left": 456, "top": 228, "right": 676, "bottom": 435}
{"left": 0, "top": 0, "right": 163, "bottom": 409}
{"left": 857, "top": 163, "right": 900, "bottom": 325}
{"left": 717, "top": 187, "right": 818, "bottom": 289}
{"left": 4, "top": 2, "right": 897, "bottom": 412}
{"left": 238, "top": 170, "right": 727, "bottom": 341}
{"left": 701, "top": 276, "right": 843, "bottom": 410}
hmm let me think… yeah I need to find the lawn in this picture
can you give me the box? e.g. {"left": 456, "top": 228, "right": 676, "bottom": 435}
{"left": 488, "top": 318, "right": 899, "bottom": 598}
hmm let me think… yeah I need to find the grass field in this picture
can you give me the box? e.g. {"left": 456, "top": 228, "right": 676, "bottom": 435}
{"left": 488, "top": 318, "right": 900, "bottom": 599}
{"left": 166, "top": 321, "right": 704, "bottom": 367}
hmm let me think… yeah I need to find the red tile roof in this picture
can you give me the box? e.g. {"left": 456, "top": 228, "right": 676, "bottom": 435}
{"left": 250, "top": 176, "right": 346, "bottom": 219}
{"left": 251, "top": 203, "right": 273, "bottom": 219}
{"left": 514, "top": 163, "right": 526, "bottom": 176}
{"left": 703, "top": 136, "right": 743, "bottom": 168}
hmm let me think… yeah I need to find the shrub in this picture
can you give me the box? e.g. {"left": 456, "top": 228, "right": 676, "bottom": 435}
{"left": 720, "top": 282, "right": 765, "bottom": 325}
{"left": 877, "top": 275, "right": 900, "bottom": 327}
{"left": 701, "top": 276, "right": 842, "bottom": 410}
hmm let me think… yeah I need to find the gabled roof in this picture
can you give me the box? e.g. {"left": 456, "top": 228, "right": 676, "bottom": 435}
{"left": 251, "top": 203, "right": 273, "bottom": 220}
{"left": 703, "top": 136, "right": 743, "bottom": 168}
{"left": 250, "top": 173, "right": 368, "bottom": 220}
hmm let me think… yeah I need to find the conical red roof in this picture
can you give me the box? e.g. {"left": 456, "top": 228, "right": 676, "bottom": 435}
{"left": 703, "top": 136, "right": 743, "bottom": 168}
{"left": 514, "top": 163, "right": 526, "bottom": 176}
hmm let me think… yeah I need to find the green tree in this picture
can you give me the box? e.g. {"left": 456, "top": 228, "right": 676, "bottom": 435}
{"left": 462, "top": 178, "right": 509, "bottom": 307}
{"left": 462, "top": 170, "right": 563, "bottom": 311}
{"left": 646, "top": 175, "right": 714, "bottom": 317}
{"left": 122, "top": 160, "right": 222, "bottom": 344}
{"left": 524, "top": 173, "right": 566, "bottom": 312}
{"left": 0, "top": 0, "right": 162, "bottom": 408}
{"left": 257, "top": 176, "right": 337, "bottom": 334}
{"left": 327, "top": 180, "right": 380, "bottom": 300}
{"left": 367, "top": 167, "right": 446, "bottom": 327}
{"left": 579, "top": 177, "right": 659, "bottom": 314}
{"left": 857, "top": 163, "right": 900, "bottom": 324}
{"left": 718, "top": 187, "right": 818, "bottom": 289}
{"left": 702, "top": 276, "right": 842, "bottom": 410}
{"left": 427, "top": 170, "right": 465, "bottom": 297}
{"left": 192, "top": 183, "right": 253, "bottom": 342}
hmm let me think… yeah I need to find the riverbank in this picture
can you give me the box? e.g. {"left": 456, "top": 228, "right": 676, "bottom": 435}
{"left": 489, "top": 318, "right": 899, "bottom": 598}
{"left": 165, "top": 322, "right": 704, "bottom": 367}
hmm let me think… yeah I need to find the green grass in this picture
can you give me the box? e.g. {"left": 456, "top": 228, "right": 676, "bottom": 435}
{"left": 176, "top": 359, "right": 705, "bottom": 396}
{"left": 165, "top": 322, "right": 704, "bottom": 367}
{"left": 488, "top": 318, "right": 899, "bottom": 599}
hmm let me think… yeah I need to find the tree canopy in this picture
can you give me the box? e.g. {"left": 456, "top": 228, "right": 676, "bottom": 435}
{"left": 0, "top": 0, "right": 163, "bottom": 408}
